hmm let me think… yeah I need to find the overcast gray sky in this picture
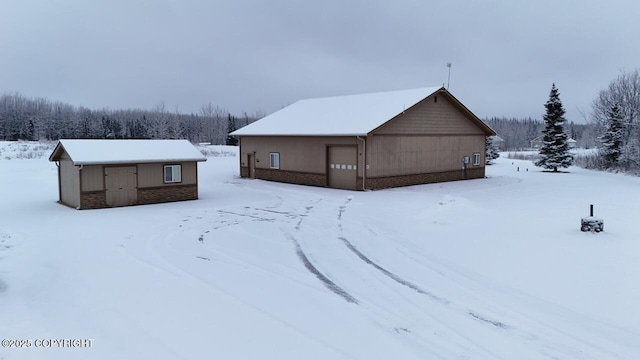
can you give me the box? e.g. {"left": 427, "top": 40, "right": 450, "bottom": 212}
{"left": 2, "top": 0, "right": 639, "bottom": 122}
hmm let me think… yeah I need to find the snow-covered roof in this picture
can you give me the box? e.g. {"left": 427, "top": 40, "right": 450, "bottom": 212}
{"left": 231, "top": 87, "right": 445, "bottom": 136}
{"left": 49, "top": 139, "right": 207, "bottom": 165}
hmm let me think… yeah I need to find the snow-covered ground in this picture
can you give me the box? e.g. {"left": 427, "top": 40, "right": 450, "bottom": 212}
{"left": 1, "top": 142, "right": 639, "bottom": 359}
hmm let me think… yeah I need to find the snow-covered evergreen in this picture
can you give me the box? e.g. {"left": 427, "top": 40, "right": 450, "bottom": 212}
{"left": 485, "top": 136, "right": 500, "bottom": 164}
{"left": 599, "top": 103, "right": 624, "bottom": 167}
{"left": 535, "top": 84, "right": 573, "bottom": 172}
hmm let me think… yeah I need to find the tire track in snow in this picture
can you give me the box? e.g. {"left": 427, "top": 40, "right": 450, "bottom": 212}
{"left": 286, "top": 198, "right": 358, "bottom": 304}
{"left": 285, "top": 232, "right": 358, "bottom": 304}
{"left": 338, "top": 236, "right": 449, "bottom": 304}
{"left": 336, "top": 197, "right": 448, "bottom": 304}
{"left": 468, "top": 312, "right": 509, "bottom": 329}
{"left": 295, "top": 198, "right": 321, "bottom": 230}
{"left": 217, "top": 210, "right": 275, "bottom": 222}
{"left": 337, "top": 197, "right": 513, "bottom": 332}
{"left": 338, "top": 196, "right": 351, "bottom": 220}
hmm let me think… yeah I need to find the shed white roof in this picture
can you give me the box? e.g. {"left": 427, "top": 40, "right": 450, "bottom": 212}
{"left": 49, "top": 139, "right": 207, "bottom": 165}
{"left": 231, "top": 86, "right": 443, "bottom": 136}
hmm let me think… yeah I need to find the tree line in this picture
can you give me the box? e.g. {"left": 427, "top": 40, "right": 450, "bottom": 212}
{"left": 3, "top": 69, "right": 640, "bottom": 174}
{"left": 0, "top": 93, "right": 262, "bottom": 144}
{"left": 2, "top": 91, "right": 592, "bottom": 150}
{"left": 484, "top": 117, "right": 591, "bottom": 150}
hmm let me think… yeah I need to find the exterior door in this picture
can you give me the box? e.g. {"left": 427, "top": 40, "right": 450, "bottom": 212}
{"left": 105, "top": 166, "right": 137, "bottom": 207}
{"left": 248, "top": 153, "right": 256, "bottom": 179}
{"left": 328, "top": 146, "right": 357, "bottom": 190}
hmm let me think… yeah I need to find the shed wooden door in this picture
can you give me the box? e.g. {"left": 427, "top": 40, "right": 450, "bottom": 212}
{"left": 105, "top": 166, "right": 137, "bottom": 207}
{"left": 328, "top": 146, "right": 357, "bottom": 190}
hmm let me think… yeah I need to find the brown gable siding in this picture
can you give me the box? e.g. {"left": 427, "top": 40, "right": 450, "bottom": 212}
{"left": 372, "top": 94, "right": 485, "bottom": 136}
{"left": 366, "top": 135, "right": 486, "bottom": 178}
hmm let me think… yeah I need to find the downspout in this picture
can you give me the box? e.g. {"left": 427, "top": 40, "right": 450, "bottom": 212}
{"left": 77, "top": 164, "right": 83, "bottom": 210}
{"left": 357, "top": 136, "right": 366, "bottom": 190}
{"left": 55, "top": 161, "right": 61, "bottom": 204}
{"left": 238, "top": 136, "right": 243, "bottom": 177}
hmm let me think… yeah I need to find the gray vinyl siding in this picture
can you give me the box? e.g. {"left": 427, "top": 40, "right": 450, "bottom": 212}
{"left": 59, "top": 158, "right": 80, "bottom": 208}
{"left": 81, "top": 165, "right": 104, "bottom": 192}
{"left": 137, "top": 162, "right": 198, "bottom": 188}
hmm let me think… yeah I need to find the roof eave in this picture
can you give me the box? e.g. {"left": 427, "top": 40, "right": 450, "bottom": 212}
{"left": 48, "top": 141, "right": 65, "bottom": 162}
{"left": 71, "top": 158, "right": 207, "bottom": 166}
{"left": 232, "top": 133, "right": 369, "bottom": 137}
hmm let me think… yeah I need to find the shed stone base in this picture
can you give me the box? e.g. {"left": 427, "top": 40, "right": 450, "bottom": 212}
{"left": 240, "top": 166, "right": 486, "bottom": 190}
{"left": 76, "top": 185, "right": 198, "bottom": 209}
{"left": 365, "top": 168, "right": 485, "bottom": 189}
{"left": 80, "top": 191, "right": 107, "bottom": 209}
{"left": 241, "top": 167, "right": 326, "bottom": 187}
{"left": 137, "top": 184, "right": 199, "bottom": 205}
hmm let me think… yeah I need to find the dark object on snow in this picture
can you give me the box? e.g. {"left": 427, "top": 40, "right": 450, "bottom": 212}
{"left": 581, "top": 204, "right": 604, "bottom": 232}
{"left": 581, "top": 217, "right": 604, "bottom": 232}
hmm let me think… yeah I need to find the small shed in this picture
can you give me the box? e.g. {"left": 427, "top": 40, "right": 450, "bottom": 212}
{"left": 230, "top": 87, "right": 495, "bottom": 190}
{"left": 49, "top": 139, "right": 207, "bottom": 209}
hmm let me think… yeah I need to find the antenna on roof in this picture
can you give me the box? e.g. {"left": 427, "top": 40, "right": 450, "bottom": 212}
{"left": 446, "top": 62, "right": 452, "bottom": 90}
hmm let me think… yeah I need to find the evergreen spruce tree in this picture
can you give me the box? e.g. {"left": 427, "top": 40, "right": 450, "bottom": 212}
{"left": 226, "top": 113, "right": 239, "bottom": 146}
{"left": 534, "top": 84, "right": 573, "bottom": 172}
{"left": 485, "top": 136, "right": 500, "bottom": 164}
{"left": 599, "top": 103, "right": 624, "bottom": 167}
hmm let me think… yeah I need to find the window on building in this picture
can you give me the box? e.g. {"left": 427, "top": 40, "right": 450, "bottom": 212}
{"left": 269, "top": 153, "right": 280, "bottom": 169}
{"left": 472, "top": 153, "right": 481, "bottom": 166}
{"left": 164, "top": 165, "right": 182, "bottom": 183}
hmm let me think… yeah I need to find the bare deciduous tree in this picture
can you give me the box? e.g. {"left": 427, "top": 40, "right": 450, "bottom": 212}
{"left": 591, "top": 69, "right": 640, "bottom": 171}
{"left": 592, "top": 70, "right": 640, "bottom": 141}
